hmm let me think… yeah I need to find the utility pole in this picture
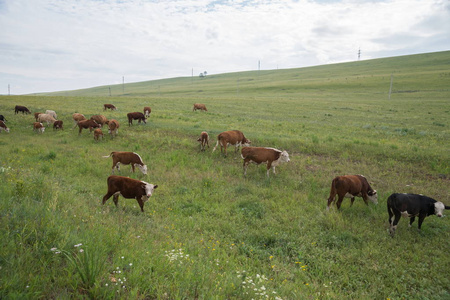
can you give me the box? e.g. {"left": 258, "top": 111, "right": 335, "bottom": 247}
{"left": 109, "top": 86, "right": 111, "bottom": 96}
{"left": 388, "top": 73, "right": 393, "bottom": 100}
{"left": 358, "top": 48, "right": 361, "bottom": 60}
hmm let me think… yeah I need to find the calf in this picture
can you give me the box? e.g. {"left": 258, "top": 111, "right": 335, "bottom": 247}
{"left": 212, "top": 130, "right": 251, "bottom": 156}
{"left": 103, "top": 151, "right": 148, "bottom": 175}
{"left": 53, "top": 120, "right": 63, "bottom": 130}
{"left": 104, "top": 104, "right": 117, "bottom": 111}
{"left": 94, "top": 128, "right": 104, "bottom": 141}
{"left": 34, "top": 112, "right": 42, "bottom": 121}
{"left": 241, "top": 147, "right": 290, "bottom": 177}
{"left": 107, "top": 119, "right": 120, "bottom": 138}
{"left": 45, "top": 110, "right": 57, "bottom": 119}
{"left": 33, "top": 122, "right": 45, "bottom": 133}
{"left": 72, "top": 113, "right": 87, "bottom": 128}
{"left": 197, "top": 131, "right": 209, "bottom": 151}
{"left": 38, "top": 113, "right": 57, "bottom": 126}
{"left": 144, "top": 106, "right": 151, "bottom": 117}
{"left": 90, "top": 115, "right": 108, "bottom": 127}
{"left": 77, "top": 119, "right": 100, "bottom": 135}
{"left": 387, "top": 193, "right": 450, "bottom": 236}
{"left": 193, "top": 103, "right": 207, "bottom": 111}
{"left": 0, "top": 121, "right": 10, "bottom": 133}
{"left": 0, "top": 114, "right": 7, "bottom": 122}
{"left": 127, "top": 112, "right": 147, "bottom": 126}
{"left": 102, "top": 175, "right": 158, "bottom": 212}
{"left": 15, "top": 105, "right": 31, "bottom": 114}
{"left": 327, "top": 175, "right": 378, "bottom": 210}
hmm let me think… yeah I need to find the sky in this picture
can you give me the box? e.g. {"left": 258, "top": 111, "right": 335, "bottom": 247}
{"left": 0, "top": 0, "right": 449, "bottom": 95}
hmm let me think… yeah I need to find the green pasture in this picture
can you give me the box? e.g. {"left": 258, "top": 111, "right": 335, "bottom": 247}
{"left": 0, "top": 51, "right": 449, "bottom": 299}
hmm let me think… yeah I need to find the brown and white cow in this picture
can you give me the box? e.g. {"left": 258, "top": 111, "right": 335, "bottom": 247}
{"left": 33, "top": 122, "right": 45, "bottom": 133}
{"left": 107, "top": 119, "right": 120, "bottom": 138}
{"left": 34, "top": 112, "right": 43, "bottom": 121}
{"left": 0, "top": 121, "right": 10, "bottom": 133}
{"left": 77, "top": 119, "right": 100, "bottom": 135}
{"left": 90, "top": 115, "right": 108, "bottom": 127}
{"left": 103, "top": 151, "right": 148, "bottom": 175}
{"left": 102, "top": 175, "right": 158, "bottom": 212}
{"left": 94, "top": 128, "right": 104, "bottom": 141}
{"left": 193, "top": 103, "right": 207, "bottom": 111}
{"left": 327, "top": 174, "right": 378, "bottom": 210}
{"left": 127, "top": 112, "right": 147, "bottom": 126}
{"left": 72, "top": 113, "right": 87, "bottom": 128}
{"left": 45, "top": 110, "right": 57, "bottom": 119}
{"left": 53, "top": 120, "right": 63, "bottom": 130}
{"left": 143, "top": 106, "right": 151, "bottom": 118}
{"left": 241, "top": 147, "right": 290, "bottom": 177}
{"left": 197, "top": 131, "right": 209, "bottom": 151}
{"left": 212, "top": 130, "right": 251, "bottom": 156}
{"left": 104, "top": 104, "right": 117, "bottom": 111}
{"left": 15, "top": 105, "right": 31, "bottom": 114}
{"left": 38, "top": 113, "right": 57, "bottom": 126}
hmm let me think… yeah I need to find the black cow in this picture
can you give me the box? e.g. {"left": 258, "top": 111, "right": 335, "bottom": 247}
{"left": 0, "top": 115, "right": 6, "bottom": 122}
{"left": 387, "top": 193, "right": 449, "bottom": 236}
{"left": 15, "top": 105, "right": 31, "bottom": 114}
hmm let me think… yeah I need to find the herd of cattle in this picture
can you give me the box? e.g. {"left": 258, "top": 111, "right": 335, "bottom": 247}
{"left": 1, "top": 103, "right": 449, "bottom": 236}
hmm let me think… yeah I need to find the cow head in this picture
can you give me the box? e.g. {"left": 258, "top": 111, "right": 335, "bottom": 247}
{"left": 367, "top": 190, "right": 378, "bottom": 204}
{"left": 434, "top": 201, "right": 446, "bottom": 217}
{"left": 280, "top": 150, "right": 290, "bottom": 163}
{"left": 1, "top": 127, "right": 10, "bottom": 133}
{"left": 136, "top": 164, "right": 148, "bottom": 175}
{"left": 141, "top": 182, "right": 158, "bottom": 201}
{"left": 243, "top": 138, "right": 251, "bottom": 147}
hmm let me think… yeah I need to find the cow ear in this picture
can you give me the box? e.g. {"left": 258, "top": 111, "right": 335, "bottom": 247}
{"left": 445, "top": 205, "right": 450, "bottom": 210}
{"left": 153, "top": 185, "right": 158, "bottom": 189}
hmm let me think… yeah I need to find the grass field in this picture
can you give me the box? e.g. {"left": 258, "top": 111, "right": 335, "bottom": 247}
{"left": 1, "top": 51, "right": 449, "bottom": 299}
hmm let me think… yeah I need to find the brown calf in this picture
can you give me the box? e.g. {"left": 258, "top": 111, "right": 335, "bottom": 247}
{"left": 241, "top": 147, "right": 290, "bottom": 177}
{"left": 72, "top": 113, "right": 87, "bottom": 128}
{"left": 193, "top": 103, "right": 207, "bottom": 111}
{"left": 197, "top": 131, "right": 209, "bottom": 151}
{"left": 15, "top": 105, "right": 31, "bottom": 114}
{"left": 90, "top": 115, "right": 108, "bottom": 127}
{"left": 103, "top": 151, "right": 148, "bottom": 175}
{"left": 102, "top": 175, "right": 158, "bottom": 212}
{"left": 327, "top": 175, "right": 378, "bottom": 210}
{"left": 212, "top": 130, "right": 251, "bottom": 156}
{"left": 0, "top": 121, "right": 10, "bottom": 133}
{"left": 78, "top": 119, "right": 100, "bottom": 135}
{"left": 33, "top": 122, "right": 45, "bottom": 133}
{"left": 104, "top": 104, "right": 117, "bottom": 111}
{"left": 127, "top": 112, "right": 147, "bottom": 126}
{"left": 94, "top": 128, "right": 104, "bottom": 141}
{"left": 144, "top": 106, "right": 151, "bottom": 117}
{"left": 53, "top": 120, "right": 64, "bottom": 130}
{"left": 107, "top": 119, "right": 120, "bottom": 138}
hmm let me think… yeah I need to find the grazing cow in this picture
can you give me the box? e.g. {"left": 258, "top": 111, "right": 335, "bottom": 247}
{"left": 197, "top": 131, "right": 209, "bottom": 151}
{"left": 212, "top": 130, "right": 251, "bottom": 156}
{"left": 0, "top": 121, "right": 10, "bottom": 133}
{"left": 127, "top": 112, "right": 147, "bottom": 126}
{"left": 90, "top": 115, "right": 108, "bottom": 127}
{"left": 144, "top": 106, "right": 151, "bottom": 117}
{"left": 387, "top": 193, "right": 450, "bottom": 236}
{"left": 77, "top": 119, "right": 100, "bottom": 135}
{"left": 107, "top": 119, "right": 120, "bottom": 138}
{"left": 0, "top": 115, "right": 7, "bottom": 122}
{"left": 38, "top": 113, "right": 57, "bottom": 126}
{"left": 53, "top": 120, "right": 63, "bottom": 130}
{"left": 241, "top": 147, "right": 290, "bottom": 177}
{"left": 193, "top": 103, "right": 207, "bottom": 111}
{"left": 102, "top": 175, "right": 158, "bottom": 212}
{"left": 15, "top": 105, "right": 31, "bottom": 114}
{"left": 34, "top": 112, "right": 43, "bottom": 121}
{"left": 94, "top": 128, "right": 104, "bottom": 141}
{"left": 327, "top": 175, "right": 378, "bottom": 210}
{"left": 72, "top": 113, "right": 87, "bottom": 128}
{"left": 103, "top": 151, "right": 148, "bottom": 175}
{"left": 104, "top": 104, "right": 117, "bottom": 111}
{"left": 45, "top": 110, "right": 57, "bottom": 119}
{"left": 33, "top": 122, "right": 45, "bottom": 133}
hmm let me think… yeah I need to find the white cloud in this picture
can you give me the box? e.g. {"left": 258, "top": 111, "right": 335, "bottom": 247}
{"left": 0, "top": 0, "right": 448, "bottom": 94}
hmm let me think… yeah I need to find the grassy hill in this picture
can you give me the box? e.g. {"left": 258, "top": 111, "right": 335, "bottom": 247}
{"left": 1, "top": 51, "right": 449, "bottom": 299}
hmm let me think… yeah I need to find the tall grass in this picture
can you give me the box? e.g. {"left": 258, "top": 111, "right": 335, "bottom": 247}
{"left": 0, "top": 52, "right": 449, "bottom": 299}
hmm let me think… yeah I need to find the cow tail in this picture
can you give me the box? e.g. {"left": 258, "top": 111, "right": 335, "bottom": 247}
{"left": 102, "top": 152, "right": 114, "bottom": 158}
{"left": 212, "top": 139, "right": 220, "bottom": 152}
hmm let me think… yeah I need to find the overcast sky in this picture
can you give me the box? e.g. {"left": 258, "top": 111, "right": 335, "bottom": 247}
{"left": 1, "top": 0, "right": 449, "bottom": 95}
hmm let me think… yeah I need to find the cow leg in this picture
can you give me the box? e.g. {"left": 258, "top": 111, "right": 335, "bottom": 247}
{"left": 409, "top": 216, "right": 416, "bottom": 228}
{"left": 336, "top": 195, "right": 345, "bottom": 209}
{"left": 350, "top": 197, "right": 355, "bottom": 207}
{"left": 326, "top": 195, "right": 336, "bottom": 210}
{"left": 243, "top": 160, "right": 250, "bottom": 176}
{"left": 390, "top": 212, "right": 401, "bottom": 236}
{"left": 136, "top": 198, "right": 145, "bottom": 212}
{"left": 102, "top": 191, "right": 114, "bottom": 205}
{"left": 131, "top": 164, "right": 135, "bottom": 173}
{"left": 113, "top": 194, "right": 120, "bottom": 207}
{"left": 266, "top": 162, "right": 273, "bottom": 178}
